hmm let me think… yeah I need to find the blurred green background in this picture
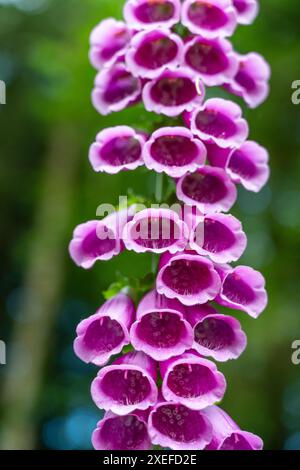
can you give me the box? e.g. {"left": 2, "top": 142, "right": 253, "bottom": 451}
{"left": 0, "top": 0, "right": 300, "bottom": 450}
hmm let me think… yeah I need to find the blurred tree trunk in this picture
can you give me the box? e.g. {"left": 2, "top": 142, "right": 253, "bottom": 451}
{"left": 0, "top": 125, "right": 80, "bottom": 449}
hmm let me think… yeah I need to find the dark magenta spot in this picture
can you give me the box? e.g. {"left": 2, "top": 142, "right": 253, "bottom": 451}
{"left": 162, "top": 259, "right": 213, "bottom": 295}
{"left": 185, "top": 40, "right": 228, "bottom": 75}
{"left": 195, "top": 318, "right": 235, "bottom": 351}
{"left": 167, "top": 363, "right": 217, "bottom": 398}
{"left": 203, "top": 218, "right": 235, "bottom": 253}
{"left": 195, "top": 109, "right": 237, "bottom": 139}
{"left": 84, "top": 318, "right": 125, "bottom": 354}
{"left": 135, "top": 1, "right": 175, "bottom": 23}
{"left": 151, "top": 135, "right": 199, "bottom": 166}
{"left": 135, "top": 34, "right": 178, "bottom": 70}
{"left": 104, "top": 69, "right": 139, "bottom": 104}
{"left": 181, "top": 172, "right": 228, "bottom": 204}
{"left": 136, "top": 312, "right": 186, "bottom": 348}
{"left": 100, "top": 136, "right": 142, "bottom": 166}
{"left": 222, "top": 272, "right": 255, "bottom": 305}
{"left": 151, "top": 76, "right": 197, "bottom": 106}
{"left": 100, "top": 415, "right": 148, "bottom": 450}
{"left": 101, "top": 369, "right": 151, "bottom": 405}
{"left": 188, "top": 2, "right": 228, "bottom": 30}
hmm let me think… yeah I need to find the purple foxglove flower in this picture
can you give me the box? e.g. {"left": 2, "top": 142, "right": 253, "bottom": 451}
{"left": 186, "top": 303, "right": 247, "bottom": 361}
{"left": 203, "top": 406, "right": 263, "bottom": 450}
{"left": 143, "top": 67, "right": 205, "bottom": 117}
{"left": 226, "top": 141, "right": 270, "bottom": 192}
{"left": 183, "top": 36, "right": 238, "bottom": 86}
{"left": 89, "top": 126, "right": 146, "bottom": 174}
{"left": 190, "top": 98, "right": 249, "bottom": 148}
{"left": 160, "top": 352, "right": 226, "bottom": 409}
{"left": 91, "top": 351, "right": 158, "bottom": 415}
{"left": 225, "top": 52, "right": 271, "bottom": 108}
{"left": 69, "top": 208, "right": 135, "bottom": 268}
{"left": 148, "top": 399, "right": 212, "bottom": 450}
{"left": 232, "top": 0, "right": 259, "bottom": 25}
{"left": 215, "top": 265, "right": 268, "bottom": 318}
{"left": 125, "top": 28, "right": 184, "bottom": 79}
{"left": 156, "top": 251, "right": 221, "bottom": 306}
{"left": 130, "top": 290, "right": 194, "bottom": 361}
{"left": 89, "top": 19, "right": 132, "bottom": 69}
{"left": 142, "top": 127, "right": 206, "bottom": 178}
{"left": 74, "top": 293, "right": 135, "bottom": 366}
{"left": 176, "top": 166, "right": 237, "bottom": 214}
{"left": 181, "top": 0, "right": 237, "bottom": 39}
{"left": 123, "top": 208, "right": 189, "bottom": 254}
{"left": 124, "top": 0, "right": 181, "bottom": 30}
{"left": 206, "top": 141, "right": 270, "bottom": 192}
{"left": 92, "top": 62, "right": 142, "bottom": 115}
{"left": 92, "top": 409, "right": 151, "bottom": 450}
{"left": 190, "top": 213, "right": 247, "bottom": 264}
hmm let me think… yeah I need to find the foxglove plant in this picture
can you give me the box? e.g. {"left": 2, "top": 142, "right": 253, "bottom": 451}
{"left": 70, "top": 0, "right": 270, "bottom": 451}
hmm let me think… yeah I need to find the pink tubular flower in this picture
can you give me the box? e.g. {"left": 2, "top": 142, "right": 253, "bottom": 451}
{"left": 89, "top": 126, "right": 146, "bottom": 174}
{"left": 142, "top": 127, "right": 206, "bottom": 177}
{"left": 203, "top": 406, "right": 264, "bottom": 450}
{"left": 124, "top": 0, "right": 181, "bottom": 30}
{"left": 156, "top": 251, "right": 221, "bottom": 306}
{"left": 148, "top": 399, "right": 212, "bottom": 450}
{"left": 176, "top": 166, "right": 237, "bottom": 214}
{"left": 91, "top": 351, "right": 158, "bottom": 415}
{"left": 89, "top": 19, "right": 132, "bottom": 69}
{"left": 142, "top": 67, "right": 205, "bottom": 117}
{"left": 186, "top": 303, "right": 247, "bottom": 362}
{"left": 160, "top": 352, "right": 226, "bottom": 409}
{"left": 123, "top": 208, "right": 189, "bottom": 254}
{"left": 225, "top": 52, "right": 271, "bottom": 108}
{"left": 207, "top": 141, "right": 270, "bottom": 193}
{"left": 130, "top": 290, "right": 194, "bottom": 361}
{"left": 92, "top": 410, "right": 151, "bottom": 450}
{"left": 73, "top": 293, "right": 135, "bottom": 366}
{"left": 226, "top": 141, "right": 270, "bottom": 192}
{"left": 183, "top": 36, "right": 238, "bottom": 86}
{"left": 92, "top": 62, "right": 142, "bottom": 115}
{"left": 190, "top": 98, "right": 249, "bottom": 148}
{"left": 69, "top": 208, "right": 136, "bottom": 268}
{"left": 190, "top": 213, "right": 247, "bottom": 264}
{"left": 181, "top": 0, "right": 237, "bottom": 38}
{"left": 232, "top": 0, "right": 259, "bottom": 25}
{"left": 125, "top": 28, "right": 184, "bottom": 79}
{"left": 215, "top": 265, "right": 268, "bottom": 318}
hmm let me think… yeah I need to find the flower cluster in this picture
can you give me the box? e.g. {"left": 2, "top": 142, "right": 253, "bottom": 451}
{"left": 70, "top": 0, "right": 270, "bottom": 451}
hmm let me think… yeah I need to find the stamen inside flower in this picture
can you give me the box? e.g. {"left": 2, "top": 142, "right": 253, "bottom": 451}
{"left": 135, "top": 1, "right": 175, "bottom": 23}
{"left": 104, "top": 69, "right": 140, "bottom": 104}
{"left": 151, "top": 135, "right": 199, "bottom": 166}
{"left": 152, "top": 404, "right": 207, "bottom": 443}
{"left": 83, "top": 318, "right": 125, "bottom": 355}
{"left": 195, "top": 109, "right": 237, "bottom": 138}
{"left": 220, "top": 433, "right": 253, "bottom": 450}
{"left": 136, "top": 312, "right": 187, "bottom": 347}
{"left": 100, "top": 370, "right": 151, "bottom": 405}
{"left": 228, "top": 148, "right": 257, "bottom": 180}
{"left": 188, "top": 2, "right": 228, "bottom": 30}
{"left": 222, "top": 272, "right": 255, "bottom": 305}
{"left": 81, "top": 227, "right": 117, "bottom": 258}
{"left": 203, "top": 218, "right": 235, "bottom": 253}
{"left": 135, "top": 35, "right": 178, "bottom": 70}
{"left": 99, "top": 415, "right": 149, "bottom": 450}
{"left": 162, "top": 259, "right": 213, "bottom": 295}
{"left": 99, "top": 136, "right": 142, "bottom": 166}
{"left": 194, "top": 318, "right": 235, "bottom": 351}
{"left": 181, "top": 173, "right": 227, "bottom": 204}
{"left": 167, "top": 363, "right": 217, "bottom": 398}
{"left": 151, "top": 77, "right": 197, "bottom": 106}
{"left": 185, "top": 40, "right": 228, "bottom": 75}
